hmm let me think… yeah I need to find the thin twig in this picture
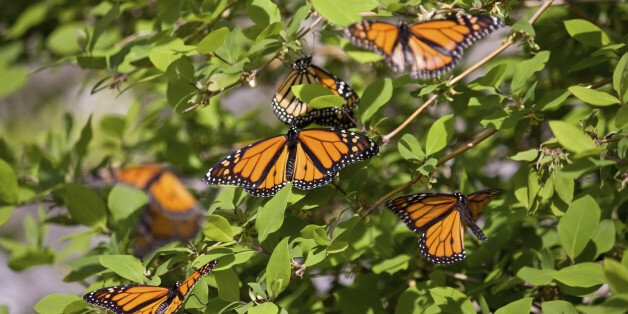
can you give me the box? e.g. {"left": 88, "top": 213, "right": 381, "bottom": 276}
{"left": 296, "top": 16, "right": 324, "bottom": 40}
{"left": 184, "top": 15, "right": 323, "bottom": 113}
{"left": 234, "top": 241, "right": 269, "bottom": 255}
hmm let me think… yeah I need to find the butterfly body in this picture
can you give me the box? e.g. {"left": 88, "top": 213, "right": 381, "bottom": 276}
{"left": 345, "top": 15, "right": 504, "bottom": 79}
{"left": 385, "top": 189, "right": 500, "bottom": 264}
{"left": 272, "top": 56, "right": 358, "bottom": 129}
{"left": 204, "top": 128, "right": 378, "bottom": 197}
{"left": 83, "top": 260, "right": 217, "bottom": 314}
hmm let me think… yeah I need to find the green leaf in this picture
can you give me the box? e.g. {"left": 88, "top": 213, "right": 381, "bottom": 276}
{"left": 428, "top": 287, "right": 475, "bottom": 314}
{"left": 0, "top": 159, "right": 18, "bottom": 205}
{"left": 256, "top": 21, "right": 284, "bottom": 42}
{"left": 398, "top": 134, "right": 425, "bottom": 162}
{"left": 613, "top": 53, "right": 628, "bottom": 103}
{"left": 197, "top": 27, "right": 230, "bottom": 54}
{"left": 495, "top": 297, "right": 533, "bottom": 314}
{"left": 77, "top": 56, "right": 107, "bottom": 69}
{"left": 0, "top": 66, "right": 28, "bottom": 98}
{"left": 516, "top": 267, "right": 555, "bottom": 286}
{"left": 327, "top": 241, "right": 349, "bottom": 253}
{"left": 46, "top": 23, "right": 82, "bottom": 55}
{"left": 63, "top": 183, "right": 107, "bottom": 229}
{"left": 372, "top": 254, "right": 412, "bottom": 275}
{"left": 537, "top": 89, "right": 571, "bottom": 111}
{"left": 99, "top": 255, "right": 147, "bottom": 283}
{"left": 418, "top": 158, "right": 437, "bottom": 176}
{"left": 569, "top": 86, "right": 619, "bottom": 106}
{"left": 0, "top": 206, "right": 13, "bottom": 227}
{"left": 480, "top": 109, "right": 525, "bottom": 130}
{"left": 248, "top": 302, "right": 279, "bottom": 314}
{"left": 214, "top": 268, "right": 241, "bottom": 302}
{"left": 604, "top": 258, "right": 628, "bottom": 294}
{"left": 511, "top": 20, "right": 535, "bottom": 35}
{"left": 256, "top": 183, "right": 291, "bottom": 243}
{"left": 34, "top": 294, "right": 81, "bottom": 314}
{"left": 74, "top": 116, "right": 93, "bottom": 165}
{"left": 359, "top": 77, "right": 393, "bottom": 123}
{"left": 100, "top": 115, "right": 126, "bottom": 139}
{"left": 5, "top": 2, "right": 48, "bottom": 39}
{"left": 291, "top": 84, "right": 344, "bottom": 108}
{"left": 513, "top": 165, "right": 535, "bottom": 209}
{"left": 300, "top": 225, "right": 330, "bottom": 246}
{"left": 89, "top": 3, "right": 120, "bottom": 51}
{"left": 511, "top": 51, "right": 550, "bottom": 93}
{"left": 554, "top": 172, "right": 574, "bottom": 204}
{"left": 157, "top": 0, "right": 182, "bottom": 25}
{"left": 203, "top": 215, "right": 234, "bottom": 242}
{"left": 541, "top": 301, "right": 578, "bottom": 314}
{"left": 560, "top": 157, "right": 615, "bottom": 178}
{"left": 469, "top": 64, "right": 507, "bottom": 91}
{"left": 310, "top": 95, "right": 345, "bottom": 109}
{"left": 564, "top": 19, "right": 611, "bottom": 48}
{"left": 108, "top": 184, "right": 147, "bottom": 222}
{"left": 557, "top": 195, "right": 601, "bottom": 259}
{"left": 149, "top": 37, "right": 196, "bottom": 71}
{"left": 266, "top": 237, "right": 291, "bottom": 299}
{"left": 592, "top": 220, "right": 615, "bottom": 258}
{"left": 425, "top": 114, "right": 454, "bottom": 156}
{"left": 617, "top": 106, "right": 628, "bottom": 128}
{"left": 509, "top": 149, "right": 538, "bottom": 161}
{"left": 554, "top": 263, "right": 605, "bottom": 287}
{"left": 291, "top": 84, "right": 334, "bottom": 100}
{"left": 286, "top": 4, "right": 311, "bottom": 37}
{"left": 247, "top": 0, "right": 281, "bottom": 26}
{"left": 549, "top": 121, "right": 597, "bottom": 154}
{"left": 312, "top": 0, "right": 377, "bottom": 27}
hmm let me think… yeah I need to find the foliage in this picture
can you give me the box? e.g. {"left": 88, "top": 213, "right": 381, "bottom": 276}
{"left": 1, "top": 0, "right": 627, "bottom": 313}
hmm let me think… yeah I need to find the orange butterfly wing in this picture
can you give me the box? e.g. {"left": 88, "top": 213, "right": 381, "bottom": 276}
{"left": 345, "top": 21, "right": 407, "bottom": 73}
{"left": 149, "top": 171, "right": 199, "bottom": 215}
{"left": 385, "top": 194, "right": 458, "bottom": 232}
{"left": 115, "top": 164, "right": 164, "bottom": 189}
{"left": 419, "top": 210, "right": 466, "bottom": 264}
{"left": 84, "top": 285, "right": 170, "bottom": 313}
{"left": 161, "top": 260, "right": 218, "bottom": 314}
{"left": 272, "top": 57, "right": 358, "bottom": 129}
{"left": 386, "top": 190, "right": 499, "bottom": 264}
{"left": 346, "top": 15, "right": 503, "bottom": 79}
{"left": 83, "top": 260, "right": 217, "bottom": 314}
{"left": 204, "top": 134, "right": 290, "bottom": 197}
{"left": 466, "top": 189, "right": 501, "bottom": 221}
{"left": 407, "top": 15, "right": 503, "bottom": 78}
{"left": 292, "top": 129, "right": 379, "bottom": 190}
{"left": 205, "top": 129, "right": 378, "bottom": 197}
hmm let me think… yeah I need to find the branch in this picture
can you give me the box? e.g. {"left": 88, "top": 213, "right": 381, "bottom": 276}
{"left": 364, "top": 129, "right": 498, "bottom": 216}
{"left": 380, "top": 0, "right": 556, "bottom": 144}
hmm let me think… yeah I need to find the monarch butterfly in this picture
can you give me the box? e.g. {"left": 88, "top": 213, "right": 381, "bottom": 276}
{"left": 203, "top": 128, "right": 379, "bottom": 197}
{"left": 272, "top": 56, "right": 359, "bottom": 129}
{"left": 385, "top": 189, "right": 500, "bottom": 264}
{"left": 345, "top": 15, "right": 504, "bottom": 79}
{"left": 115, "top": 165, "right": 203, "bottom": 255}
{"left": 83, "top": 260, "right": 218, "bottom": 314}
